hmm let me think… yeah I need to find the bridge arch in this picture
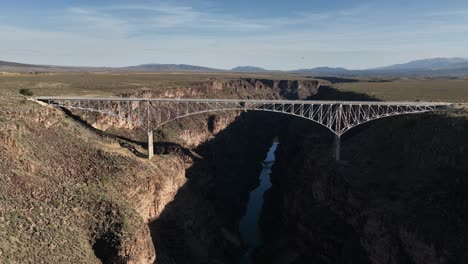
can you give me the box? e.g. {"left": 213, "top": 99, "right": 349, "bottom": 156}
{"left": 152, "top": 107, "right": 340, "bottom": 136}
{"left": 151, "top": 105, "right": 440, "bottom": 137}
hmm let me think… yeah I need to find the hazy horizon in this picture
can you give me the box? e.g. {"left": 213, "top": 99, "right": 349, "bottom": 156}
{"left": 3, "top": 56, "right": 468, "bottom": 71}
{"left": 1, "top": 0, "right": 468, "bottom": 70}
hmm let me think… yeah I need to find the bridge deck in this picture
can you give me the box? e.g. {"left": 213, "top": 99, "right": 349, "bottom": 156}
{"left": 33, "top": 96, "right": 452, "bottom": 106}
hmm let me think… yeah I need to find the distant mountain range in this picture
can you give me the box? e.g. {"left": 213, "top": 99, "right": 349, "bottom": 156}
{"left": 2, "top": 57, "right": 468, "bottom": 77}
{"left": 231, "top": 66, "right": 268, "bottom": 72}
{"left": 373, "top": 57, "right": 468, "bottom": 71}
{"left": 0, "top": 60, "right": 41, "bottom": 68}
{"left": 286, "top": 58, "right": 468, "bottom": 75}
{"left": 126, "top": 64, "right": 220, "bottom": 72}
{"left": 291, "top": 67, "right": 349, "bottom": 74}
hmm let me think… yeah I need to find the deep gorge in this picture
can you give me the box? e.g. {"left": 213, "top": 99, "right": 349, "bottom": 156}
{"left": 61, "top": 78, "right": 321, "bottom": 263}
{"left": 144, "top": 80, "right": 468, "bottom": 264}
{"left": 11, "top": 78, "right": 467, "bottom": 264}
{"left": 146, "top": 79, "right": 313, "bottom": 263}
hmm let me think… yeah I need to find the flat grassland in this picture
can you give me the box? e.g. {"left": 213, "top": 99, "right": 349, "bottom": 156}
{"left": 0, "top": 72, "right": 302, "bottom": 98}
{"left": 0, "top": 72, "right": 467, "bottom": 104}
{"left": 334, "top": 78, "right": 468, "bottom": 103}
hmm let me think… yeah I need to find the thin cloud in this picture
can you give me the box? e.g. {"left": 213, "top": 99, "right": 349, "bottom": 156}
{"left": 64, "top": 2, "right": 373, "bottom": 35}
{"left": 94, "top": 3, "right": 269, "bottom": 31}
{"left": 420, "top": 9, "right": 468, "bottom": 17}
{"left": 67, "top": 7, "right": 130, "bottom": 36}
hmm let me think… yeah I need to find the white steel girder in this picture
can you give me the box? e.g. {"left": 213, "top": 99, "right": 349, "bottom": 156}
{"left": 34, "top": 96, "right": 452, "bottom": 160}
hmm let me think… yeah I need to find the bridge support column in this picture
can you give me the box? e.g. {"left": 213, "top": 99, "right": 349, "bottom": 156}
{"left": 334, "top": 134, "right": 341, "bottom": 161}
{"left": 148, "top": 131, "right": 154, "bottom": 159}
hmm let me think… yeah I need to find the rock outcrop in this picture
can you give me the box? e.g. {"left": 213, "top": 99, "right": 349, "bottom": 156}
{"left": 0, "top": 103, "right": 168, "bottom": 263}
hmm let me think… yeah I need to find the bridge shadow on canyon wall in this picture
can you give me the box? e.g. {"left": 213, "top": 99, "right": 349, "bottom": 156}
{"left": 59, "top": 107, "right": 200, "bottom": 161}
{"left": 59, "top": 107, "right": 148, "bottom": 158}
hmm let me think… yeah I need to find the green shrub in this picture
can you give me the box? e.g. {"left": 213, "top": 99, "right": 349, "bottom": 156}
{"left": 100, "top": 175, "right": 111, "bottom": 185}
{"left": 19, "top": 88, "right": 34, "bottom": 96}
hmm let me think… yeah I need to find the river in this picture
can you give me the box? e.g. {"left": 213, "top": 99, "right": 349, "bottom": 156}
{"left": 239, "top": 142, "right": 279, "bottom": 264}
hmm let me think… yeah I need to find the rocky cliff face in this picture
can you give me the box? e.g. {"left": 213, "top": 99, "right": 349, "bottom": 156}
{"left": 0, "top": 103, "right": 165, "bottom": 263}
{"left": 259, "top": 109, "right": 468, "bottom": 264}
{"left": 0, "top": 100, "right": 227, "bottom": 264}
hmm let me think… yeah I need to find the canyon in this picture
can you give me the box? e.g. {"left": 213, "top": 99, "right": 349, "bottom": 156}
{"left": 1, "top": 77, "right": 467, "bottom": 264}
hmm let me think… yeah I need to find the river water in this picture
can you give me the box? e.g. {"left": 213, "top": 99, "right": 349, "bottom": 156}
{"left": 239, "top": 142, "right": 279, "bottom": 264}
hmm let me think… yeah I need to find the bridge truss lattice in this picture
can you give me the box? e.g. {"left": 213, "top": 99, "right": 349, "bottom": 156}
{"left": 34, "top": 97, "right": 452, "bottom": 160}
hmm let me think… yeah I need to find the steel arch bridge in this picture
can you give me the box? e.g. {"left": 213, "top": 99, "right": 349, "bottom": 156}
{"left": 34, "top": 96, "right": 452, "bottom": 160}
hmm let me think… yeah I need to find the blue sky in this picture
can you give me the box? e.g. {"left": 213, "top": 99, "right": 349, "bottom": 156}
{"left": 1, "top": 0, "right": 468, "bottom": 70}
